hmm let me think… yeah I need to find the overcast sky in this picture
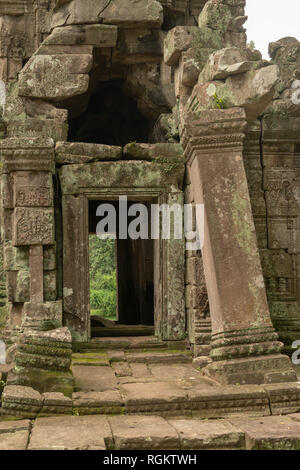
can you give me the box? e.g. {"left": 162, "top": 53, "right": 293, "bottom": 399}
{"left": 245, "top": 0, "right": 300, "bottom": 58}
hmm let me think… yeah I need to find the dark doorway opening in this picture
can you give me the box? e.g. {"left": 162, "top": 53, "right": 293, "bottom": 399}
{"left": 68, "top": 79, "right": 152, "bottom": 146}
{"left": 89, "top": 200, "right": 154, "bottom": 337}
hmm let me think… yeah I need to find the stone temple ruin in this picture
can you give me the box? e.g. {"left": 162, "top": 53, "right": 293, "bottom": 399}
{"left": 0, "top": 0, "right": 300, "bottom": 448}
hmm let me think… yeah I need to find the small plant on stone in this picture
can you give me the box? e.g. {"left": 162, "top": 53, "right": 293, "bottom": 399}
{"left": 213, "top": 93, "right": 226, "bottom": 109}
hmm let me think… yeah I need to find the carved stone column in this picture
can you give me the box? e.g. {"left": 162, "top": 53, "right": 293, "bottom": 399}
{"left": 181, "top": 108, "right": 297, "bottom": 384}
{"left": 0, "top": 137, "right": 61, "bottom": 339}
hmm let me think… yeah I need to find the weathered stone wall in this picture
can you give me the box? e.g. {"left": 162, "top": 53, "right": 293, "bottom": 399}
{"left": 0, "top": 0, "right": 298, "bottom": 368}
{"left": 244, "top": 38, "right": 300, "bottom": 353}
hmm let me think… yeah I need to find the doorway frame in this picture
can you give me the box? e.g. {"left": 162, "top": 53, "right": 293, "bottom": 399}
{"left": 60, "top": 160, "right": 185, "bottom": 342}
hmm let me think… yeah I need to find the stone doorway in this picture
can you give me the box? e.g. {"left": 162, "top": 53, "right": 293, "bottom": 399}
{"left": 60, "top": 158, "right": 185, "bottom": 343}
{"left": 88, "top": 199, "right": 154, "bottom": 337}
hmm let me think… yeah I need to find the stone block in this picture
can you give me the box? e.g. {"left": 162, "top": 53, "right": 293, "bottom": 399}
{"left": 179, "top": 49, "right": 201, "bottom": 88}
{"left": 28, "top": 415, "right": 111, "bottom": 450}
{"left": 72, "top": 390, "right": 123, "bottom": 415}
{"left": 52, "top": 0, "right": 163, "bottom": 29}
{"left": 72, "top": 365, "right": 118, "bottom": 392}
{"left": 45, "top": 24, "right": 118, "bottom": 47}
{"left": 19, "top": 71, "right": 89, "bottom": 100}
{"left": 228, "top": 415, "right": 300, "bottom": 450}
{"left": 1, "top": 385, "right": 43, "bottom": 418}
{"left": 0, "top": 430, "right": 30, "bottom": 450}
{"left": 201, "top": 47, "right": 252, "bottom": 81}
{"left": 114, "top": 28, "right": 162, "bottom": 64}
{"left": 108, "top": 415, "right": 180, "bottom": 450}
{"left": 164, "top": 26, "right": 197, "bottom": 66}
{"left": 169, "top": 419, "right": 245, "bottom": 449}
{"left": 3, "top": 242, "right": 29, "bottom": 271}
{"left": 23, "top": 53, "right": 93, "bottom": 75}
{"left": 40, "top": 392, "right": 73, "bottom": 416}
{"left": 121, "top": 382, "right": 188, "bottom": 414}
{"left": 188, "top": 384, "right": 270, "bottom": 418}
{"left": 198, "top": 2, "right": 232, "bottom": 31}
{"left": 263, "top": 383, "right": 300, "bottom": 415}
{"left": 13, "top": 208, "right": 55, "bottom": 246}
{"left": 7, "top": 366, "right": 74, "bottom": 398}
{"left": 123, "top": 142, "right": 183, "bottom": 160}
{"left": 126, "top": 351, "right": 190, "bottom": 364}
{"left": 55, "top": 141, "right": 122, "bottom": 163}
{"left": 22, "top": 301, "right": 63, "bottom": 330}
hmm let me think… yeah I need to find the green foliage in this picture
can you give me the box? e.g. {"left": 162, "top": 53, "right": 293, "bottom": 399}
{"left": 213, "top": 93, "right": 226, "bottom": 109}
{"left": 89, "top": 235, "right": 117, "bottom": 320}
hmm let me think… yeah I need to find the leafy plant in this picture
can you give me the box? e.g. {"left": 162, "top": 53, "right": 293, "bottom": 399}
{"left": 213, "top": 93, "right": 226, "bottom": 109}
{"left": 89, "top": 235, "right": 117, "bottom": 320}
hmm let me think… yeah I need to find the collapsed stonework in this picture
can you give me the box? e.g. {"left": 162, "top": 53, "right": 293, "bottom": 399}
{"left": 0, "top": 0, "right": 299, "bottom": 406}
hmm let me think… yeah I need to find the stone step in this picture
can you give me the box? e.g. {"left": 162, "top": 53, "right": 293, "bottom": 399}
{"left": 3, "top": 413, "right": 300, "bottom": 450}
{"left": 72, "top": 336, "right": 188, "bottom": 352}
{"left": 125, "top": 351, "right": 192, "bottom": 364}
{"left": 3, "top": 382, "right": 300, "bottom": 425}
{"left": 92, "top": 325, "right": 154, "bottom": 337}
{"left": 69, "top": 382, "right": 297, "bottom": 418}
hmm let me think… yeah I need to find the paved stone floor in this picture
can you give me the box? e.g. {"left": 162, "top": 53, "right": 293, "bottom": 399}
{"left": 71, "top": 349, "right": 216, "bottom": 393}
{"left": 1, "top": 347, "right": 300, "bottom": 450}
{"left": 1, "top": 413, "right": 300, "bottom": 450}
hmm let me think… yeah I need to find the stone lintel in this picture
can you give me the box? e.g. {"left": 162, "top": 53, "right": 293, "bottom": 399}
{"left": 59, "top": 160, "right": 185, "bottom": 195}
{"left": 45, "top": 24, "right": 118, "bottom": 47}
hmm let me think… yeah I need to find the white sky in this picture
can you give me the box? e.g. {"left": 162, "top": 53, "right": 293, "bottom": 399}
{"left": 245, "top": 0, "right": 300, "bottom": 59}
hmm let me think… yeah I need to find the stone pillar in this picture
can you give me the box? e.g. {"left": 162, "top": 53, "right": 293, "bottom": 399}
{"left": 181, "top": 107, "right": 297, "bottom": 384}
{"left": 0, "top": 137, "right": 62, "bottom": 338}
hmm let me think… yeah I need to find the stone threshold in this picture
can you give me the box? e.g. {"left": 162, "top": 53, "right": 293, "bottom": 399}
{"left": 1, "top": 382, "right": 300, "bottom": 420}
{"left": 72, "top": 337, "right": 188, "bottom": 352}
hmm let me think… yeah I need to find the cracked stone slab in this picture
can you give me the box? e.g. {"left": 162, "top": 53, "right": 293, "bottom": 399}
{"left": 108, "top": 415, "right": 180, "bottom": 450}
{"left": 228, "top": 416, "right": 300, "bottom": 450}
{"left": 28, "top": 415, "right": 111, "bottom": 450}
{"left": 168, "top": 419, "right": 245, "bottom": 450}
